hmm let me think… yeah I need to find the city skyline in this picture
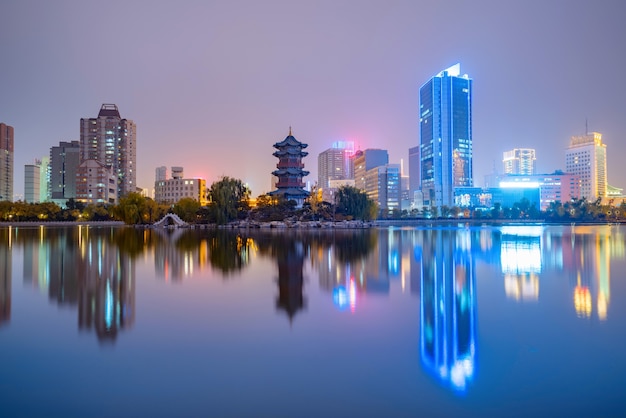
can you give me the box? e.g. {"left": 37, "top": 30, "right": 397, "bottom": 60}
{"left": 1, "top": 0, "right": 625, "bottom": 199}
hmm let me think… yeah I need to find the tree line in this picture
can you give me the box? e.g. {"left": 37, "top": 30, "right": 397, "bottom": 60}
{"left": 2, "top": 177, "right": 624, "bottom": 225}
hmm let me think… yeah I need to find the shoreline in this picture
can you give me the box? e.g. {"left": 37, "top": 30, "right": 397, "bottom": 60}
{"left": 0, "top": 218, "right": 623, "bottom": 229}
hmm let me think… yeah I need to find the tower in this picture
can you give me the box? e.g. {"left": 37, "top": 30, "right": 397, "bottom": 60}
{"left": 49, "top": 141, "right": 80, "bottom": 203}
{"left": 419, "top": 64, "right": 473, "bottom": 207}
{"left": 503, "top": 148, "right": 536, "bottom": 175}
{"left": 317, "top": 141, "right": 355, "bottom": 189}
{"left": 565, "top": 132, "right": 607, "bottom": 201}
{"left": 268, "top": 128, "right": 310, "bottom": 207}
{"left": 0, "top": 123, "right": 14, "bottom": 201}
{"left": 80, "top": 104, "right": 137, "bottom": 198}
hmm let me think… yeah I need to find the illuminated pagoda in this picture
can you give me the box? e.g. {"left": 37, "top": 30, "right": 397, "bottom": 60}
{"left": 269, "top": 128, "right": 310, "bottom": 207}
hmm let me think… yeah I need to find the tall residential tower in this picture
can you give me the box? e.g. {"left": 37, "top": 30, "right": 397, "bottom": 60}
{"left": 80, "top": 104, "right": 137, "bottom": 198}
{"left": 0, "top": 123, "right": 14, "bottom": 201}
{"left": 419, "top": 64, "right": 473, "bottom": 207}
{"left": 503, "top": 148, "right": 536, "bottom": 175}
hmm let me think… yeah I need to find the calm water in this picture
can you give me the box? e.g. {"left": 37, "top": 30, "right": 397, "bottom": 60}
{"left": 0, "top": 224, "right": 625, "bottom": 417}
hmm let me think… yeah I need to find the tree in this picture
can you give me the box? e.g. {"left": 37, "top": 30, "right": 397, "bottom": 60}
{"left": 335, "top": 185, "right": 376, "bottom": 221}
{"left": 173, "top": 197, "right": 201, "bottom": 223}
{"left": 113, "top": 192, "right": 154, "bottom": 224}
{"left": 207, "top": 176, "right": 250, "bottom": 225}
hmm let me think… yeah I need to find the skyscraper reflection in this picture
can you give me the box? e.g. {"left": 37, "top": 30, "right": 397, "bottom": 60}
{"left": 500, "top": 226, "right": 542, "bottom": 302}
{"left": 0, "top": 227, "right": 11, "bottom": 325}
{"left": 420, "top": 228, "right": 477, "bottom": 392}
{"left": 20, "top": 226, "right": 136, "bottom": 343}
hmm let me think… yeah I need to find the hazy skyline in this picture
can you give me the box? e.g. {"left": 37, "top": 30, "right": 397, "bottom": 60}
{"left": 1, "top": 0, "right": 625, "bottom": 198}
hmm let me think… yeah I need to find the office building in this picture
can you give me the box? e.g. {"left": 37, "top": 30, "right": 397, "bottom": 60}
{"left": 503, "top": 148, "right": 536, "bottom": 175}
{"left": 318, "top": 141, "right": 355, "bottom": 202}
{"left": 80, "top": 104, "right": 137, "bottom": 198}
{"left": 49, "top": 141, "right": 80, "bottom": 204}
{"left": 155, "top": 166, "right": 167, "bottom": 182}
{"left": 408, "top": 145, "right": 420, "bottom": 203}
{"left": 0, "top": 123, "right": 14, "bottom": 201}
{"left": 39, "top": 157, "right": 49, "bottom": 202}
{"left": 565, "top": 132, "right": 607, "bottom": 201}
{"left": 354, "top": 149, "right": 388, "bottom": 191}
{"left": 154, "top": 166, "right": 208, "bottom": 206}
{"left": 364, "top": 163, "right": 401, "bottom": 217}
{"left": 419, "top": 64, "right": 473, "bottom": 207}
{"left": 24, "top": 162, "right": 41, "bottom": 203}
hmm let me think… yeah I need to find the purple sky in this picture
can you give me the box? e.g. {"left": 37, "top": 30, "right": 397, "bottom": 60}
{"left": 1, "top": 0, "right": 625, "bottom": 199}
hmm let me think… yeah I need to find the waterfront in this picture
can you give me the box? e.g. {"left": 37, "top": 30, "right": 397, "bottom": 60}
{"left": 1, "top": 224, "right": 625, "bottom": 417}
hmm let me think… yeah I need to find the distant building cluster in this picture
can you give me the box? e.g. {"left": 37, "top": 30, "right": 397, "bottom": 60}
{"left": 1, "top": 63, "right": 623, "bottom": 212}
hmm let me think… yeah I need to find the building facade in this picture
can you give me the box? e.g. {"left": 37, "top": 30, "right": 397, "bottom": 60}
{"left": 80, "top": 104, "right": 137, "bottom": 198}
{"left": 268, "top": 129, "right": 310, "bottom": 207}
{"left": 503, "top": 148, "right": 536, "bottom": 175}
{"left": 76, "top": 159, "right": 118, "bottom": 204}
{"left": 49, "top": 141, "right": 80, "bottom": 204}
{"left": 0, "top": 123, "right": 14, "bottom": 201}
{"left": 318, "top": 141, "right": 355, "bottom": 202}
{"left": 565, "top": 132, "right": 607, "bottom": 201}
{"left": 420, "top": 63, "right": 473, "bottom": 207}
{"left": 364, "top": 163, "right": 401, "bottom": 217}
{"left": 154, "top": 170, "right": 208, "bottom": 206}
{"left": 24, "top": 162, "right": 41, "bottom": 203}
{"left": 354, "top": 149, "right": 388, "bottom": 191}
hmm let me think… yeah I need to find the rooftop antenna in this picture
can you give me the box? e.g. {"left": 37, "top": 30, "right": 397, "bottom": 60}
{"left": 288, "top": 126, "right": 292, "bottom": 136}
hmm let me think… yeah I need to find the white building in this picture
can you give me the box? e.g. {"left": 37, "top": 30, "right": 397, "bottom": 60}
{"left": 565, "top": 132, "right": 607, "bottom": 201}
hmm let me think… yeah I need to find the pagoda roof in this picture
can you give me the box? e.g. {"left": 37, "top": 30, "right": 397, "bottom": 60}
{"left": 273, "top": 149, "right": 309, "bottom": 157}
{"left": 272, "top": 168, "right": 310, "bottom": 176}
{"left": 268, "top": 188, "right": 310, "bottom": 198}
{"left": 273, "top": 129, "right": 308, "bottom": 149}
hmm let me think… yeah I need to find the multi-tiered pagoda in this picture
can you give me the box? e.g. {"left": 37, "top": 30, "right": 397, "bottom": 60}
{"left": 269, "top": 128, "right": 310, "bottom": 207}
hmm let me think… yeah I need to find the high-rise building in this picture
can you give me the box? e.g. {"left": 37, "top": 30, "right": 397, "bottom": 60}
{"left": 24, "top": 162, "right": 41, "bottom": 203}
{"left": 39, "top": 157, "right": 49, "bottom": 202}
{"left": 354, "top": 149, "right": 388, "bottom": 191}
{"left": 49, "top": 141, "right": 80, "bottom": 204}
{"left": 0, "top": 123, "right": 14, "bottom": 201}
{"left": 565, "top": 132, "right": 607, "bottom": 201}
{"left": 76, "top": 159, "right": 118, "bottom": 204}
{"left": 80, "top": 104, "right": 137, "bottom": 198}
{"left": 155, "top": 166, "right": 167, "bottom": 182}
{"left": 503, "top": 148, "right": 536, "bottom": 175}
{"left": 317, "top": 141, "right": 355, "bottom": 188}
{"left": 419, "top": 64, "right": 473, "bottom": 207}
{"left": 363, "top": 163, "right": 401, "bottom": 216}
{"left": 408, "top": 145, "right": 420, "bottom": 200}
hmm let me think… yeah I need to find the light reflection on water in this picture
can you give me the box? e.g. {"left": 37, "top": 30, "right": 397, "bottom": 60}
{"left": 0, "top": 224, "right": 625, "bottom": 417}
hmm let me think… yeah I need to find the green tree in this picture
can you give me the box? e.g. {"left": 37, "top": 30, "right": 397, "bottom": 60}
{"left": 113, "top": 192, "right": 154, "bottom": 224}
{"left": 173, "top": 197, "right": 201, "bottom": 223}
{"left": 207, "top": 176, "right": 250, "bottom": 225}
{"left": 335, "top": 185, "right": 376, "bottom": 221}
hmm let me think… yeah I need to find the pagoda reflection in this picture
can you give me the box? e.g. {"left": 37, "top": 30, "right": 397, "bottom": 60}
{"left": 420, "top": 228, "right": 477, "bottom": 392}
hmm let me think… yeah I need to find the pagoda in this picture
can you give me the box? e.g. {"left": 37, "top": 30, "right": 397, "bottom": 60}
{"left": 269, "top": 128, "right": 310, "bottom": 207}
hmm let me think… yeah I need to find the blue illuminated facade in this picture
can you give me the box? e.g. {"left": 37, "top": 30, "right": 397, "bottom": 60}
{"left": 420, "top": 64, "right": 473, "bottom": 207}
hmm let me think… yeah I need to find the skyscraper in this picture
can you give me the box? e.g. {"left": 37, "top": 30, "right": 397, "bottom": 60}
{"left": 24, "top": 162, "right": 41, "bottom": 203}
{"left": 49, "top": 141, "right": 80, "bottom": 203}
{"left": 80, "top": 104, "right": 137, "bottom": 198}
{"left": 565, "top": 132, "right": 607, "bottom": 201}
{"left": 317, "top": 141, "right": 355, "bottom": 189}
{"left": 353, "top": 149, "right": 388, "bottom": 191}
{"left": 419, "top": 64, "right": 473, "bottom": 207}
{"left": 0, "top": 123, "right": 14, "bottom": 201}
{"left": 503, "top": 148, "right": 536, "bottom": 175}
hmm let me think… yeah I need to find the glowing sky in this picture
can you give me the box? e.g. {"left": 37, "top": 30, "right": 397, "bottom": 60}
{"left": 1, "top": 0, "right": 625, "bottom": 198}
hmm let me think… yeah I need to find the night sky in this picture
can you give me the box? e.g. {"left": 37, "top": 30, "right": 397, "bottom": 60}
{"left": 1, "top": 0, "right": 625, "bottom": 198}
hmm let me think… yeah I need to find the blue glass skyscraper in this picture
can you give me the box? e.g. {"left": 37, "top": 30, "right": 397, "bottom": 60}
{"left": 419, "top": 63, "right": 473, "bottom": 208}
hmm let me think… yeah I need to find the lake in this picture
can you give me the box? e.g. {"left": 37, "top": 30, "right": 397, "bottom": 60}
{"left": 1, "top": 224, "right": 625, "bottom": 417}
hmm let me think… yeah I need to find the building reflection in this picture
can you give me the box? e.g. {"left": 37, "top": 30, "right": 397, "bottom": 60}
{"left": 500, "top": 226, "right": 542, "bottom": 302}
{"left": 0, "top": 227, "right": 11, "bottom": 325}
{"left": 153, "top": 229, "right": 210, "bottom": 281}
{"left": 21, "top": 226, "right": 135, "bottom": 343}
{"left": 275, "top": 237, "right": 306, "bottom": 322}
{"left": 419, "top": 228, "right": 477, "bottom": 392}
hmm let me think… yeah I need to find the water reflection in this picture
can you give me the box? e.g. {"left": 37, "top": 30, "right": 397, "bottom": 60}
{"left": 19, "top": 226, "right": 136, "bottom": 343}
{"left": 419, "top": 228, "right": 477, "bottom": 392}
{"left": 0, "top": 227, "right": 11, "bottom": 325}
